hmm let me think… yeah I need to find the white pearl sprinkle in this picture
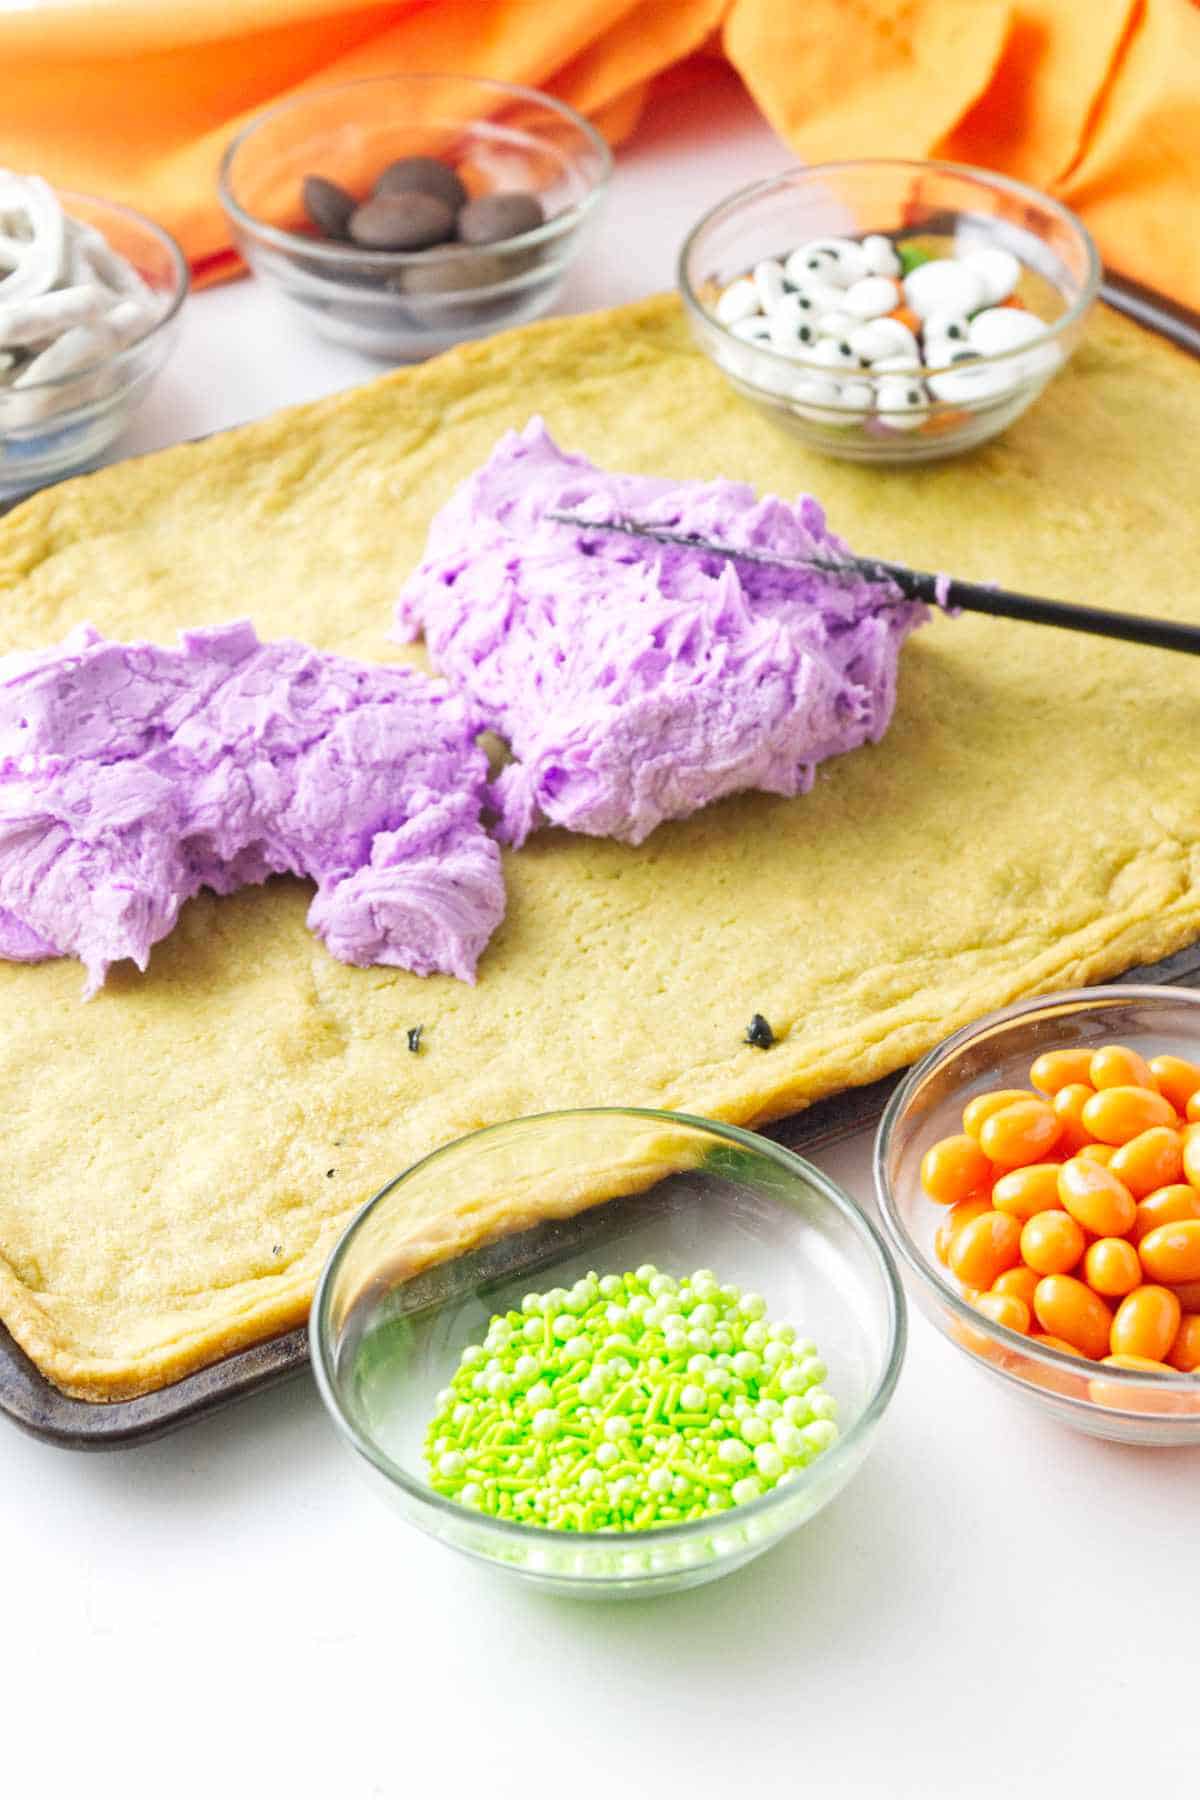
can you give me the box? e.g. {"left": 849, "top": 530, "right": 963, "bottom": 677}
{"left": 754, "top": 1443, "right": 785, "bottom": 1479}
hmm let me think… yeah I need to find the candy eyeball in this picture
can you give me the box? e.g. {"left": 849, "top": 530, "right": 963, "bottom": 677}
{"left": 731, "top": 315, "right": 772, "bottom": 343}
{"left": 870, "top": 351, "right": 922, "bottom": 374}
{"left": 874, "top": 374, "right": 928, "bottom": 429}
{"left": 861, "top": 232, "right": 902, "bottom": 278}
{"left": 811, "top": 335, "right": 861, "bottom": 371}
{"left": 768, "top": 307, "right": 819, "bottom": 356}
{"left": 788, "top": 373, "right": 845, "bottom": 423}
{"left": 921, "top": 311, "right": 972, "bottom": 355}
{"left": 842, "top": 275, "right": 899, "bottom": 319}
{"left": 927, "top": 356, "right": 1009, "bottom": 403}
{"left": 815, "top": 310, "right": 856, "bottom": 340}
{"left": 848, "top": 316, "right": 919, "bottom": 363}
{"left": 835, "top": 379, "right": 874, "bottom": 422}
{"left": 715, "top": 276, "right": 760, "bottom": 327}
{"left": 968, "top": 305, "right": 1047, "bottom": 355}
{"left": 902, "top": 257, "right": 986, "bottom": 320}
{"left": 784, "top": 237, "right": 867, "bottom": 289}
{"left": 961, "top": 245, "right": 1020, "bottom": 306}
{"left": 752, "top": 259, "right": 787, "bottom": 313}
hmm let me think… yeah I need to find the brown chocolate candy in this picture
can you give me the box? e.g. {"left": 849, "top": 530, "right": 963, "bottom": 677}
{"left": 302, "top": 175, "right": 356, "bottom": 241}
{"left": 396, "top": 247, "right": 509, "bottom": 296}
{"left": 456, "top": 191, "right": 544, "bottom": 246}
{"left": 348, "top": 193, "right": 456, "bottom": 252}
{"left": 373, "top": 156, "right": 468, "bottom": 214}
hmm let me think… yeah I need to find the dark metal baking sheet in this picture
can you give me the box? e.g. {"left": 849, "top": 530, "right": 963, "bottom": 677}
{"left": 2, "top": 272, "right": 1197, "bottom": 1449}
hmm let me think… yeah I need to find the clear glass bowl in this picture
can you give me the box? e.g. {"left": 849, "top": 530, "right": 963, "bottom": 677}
{"left": 0, "top": 191, "right": 187, "bottom": 501}
{"left": 218, "top": 74, "right": 612, "bottom": 361}
{"left": 875, "top": 986, "right": 1200, "bottom": 1446}
{"left": 311, "top": 1108, "right": 905, "bottom": 1598}
{"left": 678, "top": 159, "right": 1100, "bottom": 464}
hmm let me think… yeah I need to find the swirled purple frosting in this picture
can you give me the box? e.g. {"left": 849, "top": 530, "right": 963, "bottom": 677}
{"left": 395, "top": 420, "right": 926, "bottom": 846}
{"left": 0, "top": 621, "right": 504, "bottom": 996}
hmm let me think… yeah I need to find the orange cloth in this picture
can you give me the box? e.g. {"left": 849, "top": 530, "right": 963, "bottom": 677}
{"left": 1, "top": 0, "right": 1197, "bottom": 305}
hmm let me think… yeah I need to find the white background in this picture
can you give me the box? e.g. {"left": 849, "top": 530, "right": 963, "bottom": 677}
{"left": 3, "top": 66, "right": 1195, "bottom": 1798}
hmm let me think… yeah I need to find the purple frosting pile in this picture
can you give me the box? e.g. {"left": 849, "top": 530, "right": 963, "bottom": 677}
{"left": 395, "top": 420, "right": 927, "bottom": 846}
{"left": 0, "top": 621, "right": 504, "bottom": 996}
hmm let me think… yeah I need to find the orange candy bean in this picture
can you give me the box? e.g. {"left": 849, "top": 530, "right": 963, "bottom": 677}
{"left": 1057, "top": 1157, "right": 1137, "bottom": 1238}
{"left": 991, "top": 1163, "right": 1063, "bottom": 1220}
{"left": 1108, "top": 1127, "right": 1183, "bottom": 1197}
{"left": 1149, "top": 1055, "right": 1200, "bottom": 1112}
{"left": 1089, "top": 1045, "right": 1159, "bottom": 1092}
{"left": 1051, "top": 1084, "right": 1097, "bottom": 1154}
{"left": 1167, "top": 1314, "right": 1200, "bottom": 1372}
{"left": 1080, "top": 1085, "right": 1176, "bottom": 1146}
{"left": 1132, "top": 1183, "right": 1200, "bottom": 1242}
{"left": 1090, "top": 1361, "right": 1196, "bottom": 1415}
{"left": 1109, "top": 1284, "right": 1182, "bottom": 1361}
{"left": 934, "top": 1197, "right": 992, "bottom": 1266}
{"left": 1181, "top": 1126, "right": 1200, "bottom": 1189}
{"left": 1139, "top": 1219, "right": 1200, "bottom": 1284}
{"left": 1083, "top": 1237, "right": 1142, "bottom": 1298}
{"left": 1033, "top": 1274, "right": 1114, "bottom": 1359}
{"left": 1031, "top": 1333, "right": 1085, "bottom": 1356}
{"left": 962, "top": 1088, "right": 1034, "bottom": 1140}
{"left": 1077, "top": 1143, "right": 1115, "bottom": 1166}
{"left": 920, "top": 1133, "right": 992, "bottom": 1205}
{"left": 979, "top": 1100, "right": 1061, "bottom": 1169}
{"left": 1168, "top": 1278, "right": 1200, "bottom": 1311}
{"left": 1030, "top": 1048, "right": 1094, "bottom": 1095}
{"left": 1101, "top": 1353, "right": 1175, "bottom": 1372}
{"left": 1020, "top": 1210, "right": 1086, "bottom": 1276}
{"left": 949, "top": 1210, "right": 1023, "bottom": 1289}
{"left": 991, "top": 1265, "right": 1041, "bottom": 1311}
{"left": 973, "top": 1292, "right": 1031, "bottom": 1335}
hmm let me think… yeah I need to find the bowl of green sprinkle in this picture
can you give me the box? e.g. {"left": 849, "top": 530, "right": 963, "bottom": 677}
{"left": 311, "top": 1108, "right": 905, "bottom": 1598}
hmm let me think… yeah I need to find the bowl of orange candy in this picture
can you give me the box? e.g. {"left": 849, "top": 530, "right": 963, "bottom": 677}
{"left": 875, "top": 985, "right": 1200, "bottom": 1444}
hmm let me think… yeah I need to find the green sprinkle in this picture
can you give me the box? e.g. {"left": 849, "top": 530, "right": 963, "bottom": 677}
{"left": 422, "top": 1266, "right": 840, "bottom": 1534}
{"left": 897, "top": 241, "right": 934, "bottom": 275}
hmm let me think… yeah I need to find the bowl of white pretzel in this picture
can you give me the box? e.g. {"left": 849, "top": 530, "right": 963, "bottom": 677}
{"left": 0, "top": 172, "right": 189, "bottom": 500}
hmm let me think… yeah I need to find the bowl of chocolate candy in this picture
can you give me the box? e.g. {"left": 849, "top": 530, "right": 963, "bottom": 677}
{"left": 218, "top": 74, "right": 612, "bottom": 360}
{"left": 680, "top": 159, "right": 1100, "bottom": 463}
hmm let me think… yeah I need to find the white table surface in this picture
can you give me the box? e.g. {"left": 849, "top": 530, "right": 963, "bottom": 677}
{"left": 4, "top": 67, "right": 1196, "bottom": 1799}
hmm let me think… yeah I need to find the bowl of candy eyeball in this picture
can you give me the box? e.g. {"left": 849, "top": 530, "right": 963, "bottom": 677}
{"left": 679, "top": 159, "right": 1100, "bottom": 464}
{"left": 311, "top": 1107, "right": 905, "bottom": 1599}
{"left": 876, "top": 986, "right": 1200, "bottom": 1446}
{"left": 218, "top": 73, "right": 611, "bottom": 361}
{"left": 0, "top": 173, "right": 188, "bottom": 500}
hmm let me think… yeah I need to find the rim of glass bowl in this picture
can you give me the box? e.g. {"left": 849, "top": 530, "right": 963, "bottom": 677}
{"left": 677, "top": 157, "right": 1102, "bottom": 398}
{"left": 217, "top": 73, "right": 613, "bottom": 271}
{"left": 0, "top": 190, "right": 188, "bottom": 400}
{"left": 874, "top": 984, "right": 1200, "bottom": 1396}
{"left": 311, "top": 1105, "right": 907, "bottom": 1551}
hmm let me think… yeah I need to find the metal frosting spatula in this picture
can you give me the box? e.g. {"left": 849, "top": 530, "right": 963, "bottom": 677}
{"left": 545, "top": 510, "right": 1200, "bottom": 657}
